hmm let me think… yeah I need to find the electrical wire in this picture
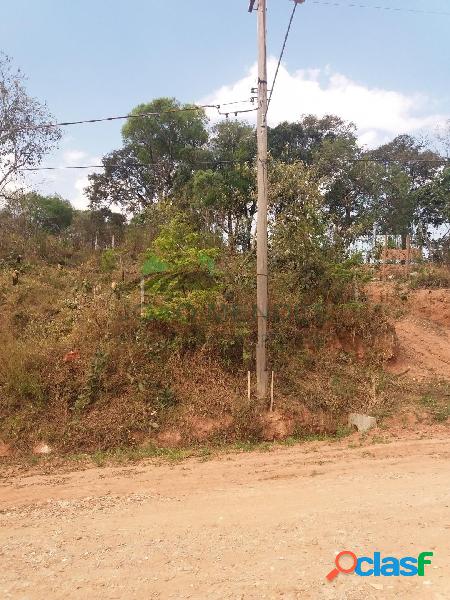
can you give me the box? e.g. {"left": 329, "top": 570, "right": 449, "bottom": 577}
{"left": 218, "top": 107, "right": 258, "bottom": 118}
{"left": 267, "top": 1, "right": 299, "bottom": 113}
{"left": 2, "top": 100, "right": 256, "bottom": 137}
{"left": 17, "top": 159, "right": 253, "bottom": 172}
{"left": 309, "top": 1, "right": 450, "bottom": 17}
{"left": 17, "top": 157, "right": 450, "bottom": 172}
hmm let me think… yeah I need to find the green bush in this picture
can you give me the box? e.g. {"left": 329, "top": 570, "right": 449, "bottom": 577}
{"left": 141, "top": 216, "right": 222, "bottom": 324}
{"left": 100, "top": 249, "right": 120, "bottom": 273}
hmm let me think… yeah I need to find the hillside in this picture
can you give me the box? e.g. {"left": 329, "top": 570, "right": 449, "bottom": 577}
{"left": 368, "top": 284, "right": 450, "bottom": 380}
{"left": 0, "top": 250, "right": 449, "bottom": 459}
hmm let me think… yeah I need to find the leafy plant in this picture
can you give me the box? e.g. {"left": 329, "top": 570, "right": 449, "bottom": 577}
{"left": 74, "top": 349, "right": 109, "bottom": 411}
{"left": 100, "top": 248, "right": 120, "bottom": 273}
{"left": 141, "top": 216, "right": 222, "bottom": 324}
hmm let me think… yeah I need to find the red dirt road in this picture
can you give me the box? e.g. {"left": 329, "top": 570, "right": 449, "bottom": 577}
{"left": 1, "top": 435, "right": 449, "bottom": 599}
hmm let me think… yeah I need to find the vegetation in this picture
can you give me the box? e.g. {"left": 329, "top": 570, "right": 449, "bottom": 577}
{"left": 0, "top": 52, "right": 61, "bottom": 201}
{"left": 1, "top": 54, "right": 449, "bottom": 456}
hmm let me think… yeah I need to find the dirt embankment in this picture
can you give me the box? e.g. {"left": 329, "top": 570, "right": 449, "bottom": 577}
{"left": 368, "top": 284, "right": 450, "bottom": 380}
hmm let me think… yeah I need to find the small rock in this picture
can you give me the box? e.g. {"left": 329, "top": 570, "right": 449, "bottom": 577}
{"left": 348, "top": 413, "right": 377, "bottom": 433}
{"left": 33, "top": 442, "right": 52, "bottom": 455}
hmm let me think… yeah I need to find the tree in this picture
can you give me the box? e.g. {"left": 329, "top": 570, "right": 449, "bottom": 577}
{"left": 0, "top": 53, "right": 61, "bottom": 202}
{"left": 69, "top": 207, "right": 126, "bottom": 249}
{"left": 313, "top": 136, "right": 384, "bottom": 241}
{"left": 86, "top": 146, "right": 158, "bottom": 214}
{"left": 415, "top": 167, "right": 450, "bottom": 228}
{"left": 87, "top": 98, "right": 209, "bottom": 213}
{"left": 141, "top": 215, "right": 221, "bottom": 323}
{"left": 21, "top": 193, "right": 73, "bottom": 233}
{"left": 413, "top": 166, "right": 450, "bottom": 256}
{"left": 269, "top": 114, "right": 355, "bottom": 165}
{"left": 368, "top": 135, "right": 445, "bottom": 245}
{"left": 269, "top": 161, "right": 359, "bottom": 311}
{"left": 190, "top": 120, "right": 256, "bottom": 251}
{"left": 436, "top": 119, "right": 450, "bottom": 159}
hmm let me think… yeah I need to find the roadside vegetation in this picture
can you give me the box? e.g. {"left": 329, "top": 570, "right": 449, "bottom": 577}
{"left": 1, "top": 54, "right": 449, "bottom": 457}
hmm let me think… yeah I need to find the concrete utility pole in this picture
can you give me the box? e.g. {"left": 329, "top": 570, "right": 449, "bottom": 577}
{"left": 253, "top": 0, "right": 269, "bottom": 399}
{"left": 250, "top": 0, "right": 303, "bottom": 399}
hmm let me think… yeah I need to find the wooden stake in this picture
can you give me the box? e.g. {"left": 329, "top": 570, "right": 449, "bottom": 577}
{"left": 119, "top": 256, "right": 125, "bottom": 282}
{"left": 247, "top": 371, "right": 251, "bottom": 402}
{"left": 140, "top": 278, "right": 145, "bottom": 317}
{"left": 270, "top": 371, "right": 274, "bottom": 412}
{"left": 406, "top": 234, "right": 411, "bottom": 275}
{"left": 382, "top": 235, "right": 388, "bottom": 281}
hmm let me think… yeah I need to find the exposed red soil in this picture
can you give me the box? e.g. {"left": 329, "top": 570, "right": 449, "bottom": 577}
{"left": 368, "top": 284, "right": 450, "bottom": 380}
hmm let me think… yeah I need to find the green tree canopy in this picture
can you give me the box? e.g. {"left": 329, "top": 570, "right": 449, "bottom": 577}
{"left": 268, "top": 114, "right": 355, "bottom": 165}
{"left": 21, "top": 193, "right": 73, "bottom": 233}
{"left": 87, "top": 97, "right": 209, "bottom": 213}
{"left": 190, "top": 120, "right": 256, "bottom": 251}
{"left": 368, "top": 134, "right": 446, "bottom": 243}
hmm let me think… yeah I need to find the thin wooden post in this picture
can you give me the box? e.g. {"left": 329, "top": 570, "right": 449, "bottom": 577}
{"left": 140, "top": 278, "right": 145, "bottom": 317}
{"left": 270, "top": 371, "right": 274, "bottom": 412}
{"left": 247, "top": 371, "right": 251, "bottom": 402}
{"left": 382, "top": 235, "right": 388, "bottom": 281}
{"left": 406, "top": 234, "right": 411, "bottom": 275}
{"left": 119, "top": 256, "right": 125, "bottom": 282}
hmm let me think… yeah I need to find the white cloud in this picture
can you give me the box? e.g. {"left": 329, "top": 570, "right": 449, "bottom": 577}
{"left": 72, "top": 175, "right": 91, "bottom": 210}
{"left": 71, "top": 156, "right": 101, "bottom": 210}
{"left": 63, "top": 150, "right": 87, "bottom": 166}
{"left": 202, "top": 58, "right": 448, "bottom": 148}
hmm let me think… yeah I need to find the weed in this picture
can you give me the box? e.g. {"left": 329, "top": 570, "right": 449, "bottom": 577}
{"left": 410, "top": 267, "right": 450, "bottom": 289}
{"left": 420, "top": 394, "right": 450, "bottom": 422}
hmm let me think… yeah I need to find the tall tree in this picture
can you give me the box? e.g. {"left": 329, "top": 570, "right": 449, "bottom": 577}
{"left": 368, "top": 135, "right": 445, "bottom": 245}
{"left": 86, "top": 146, "right": 157, "bottom": 214}
{"left": 69, "top": 207, "right": 126, "bottom": 249}
{"left": 191, "top": 120, "right": 256, "bottom": 251}
{"left": 87, "top": 98, "right": 209, "bottom": 214}
{"left": 20, "top": 192, "right": 73, "bottom": 233}
{"left": 269, "top": 114, "right": 355, "bottom": 165}
{"left": 313, "top": 136, "right": 384, "bottom": 241}
{"left": 0, "top": 53, "right": 61, "bottom": 202}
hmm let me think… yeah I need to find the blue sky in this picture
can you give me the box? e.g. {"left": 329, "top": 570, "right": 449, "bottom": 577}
{"left": 1, "top": 0, "right": 449, "bottom": 207}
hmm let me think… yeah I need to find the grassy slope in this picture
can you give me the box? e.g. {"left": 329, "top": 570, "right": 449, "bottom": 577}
{"left": 0, "top": 257, "right": 448, "bottom": 456}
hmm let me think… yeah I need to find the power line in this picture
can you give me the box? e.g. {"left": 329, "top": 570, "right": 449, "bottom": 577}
{"left": 218, "top": 106, "right": 258, "bottom": 118}
{"left": 3, "top": 100, "right": 256, "bottom": 136}
{"left": 18, "top": 157, "right": 449, "bottom": 173}
{"left": 267, "top": 1, "right": 301, "bottom": 112}
{"left": 17, "top": 159, "right": 253, "bottom": 172}
{"left": 309, "top": 1, "right": 450, "bottom": 17}
{"left": 267, "top": 0, "right": 449, "bottom": 110}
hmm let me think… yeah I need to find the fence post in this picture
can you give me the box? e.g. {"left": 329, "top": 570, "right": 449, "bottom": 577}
{"left": 382, "top": 235, "right": 388, "bottom": 281}
{"left": 140, "top": 278, "right": 145, "bottom": 317}
{"left": 406, "top": 234, "right": 411, "bottom": 275}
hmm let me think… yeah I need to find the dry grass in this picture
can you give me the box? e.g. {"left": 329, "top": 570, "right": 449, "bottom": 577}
{"left": 0, "top": 257, "right": 407, "bottom": 457}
